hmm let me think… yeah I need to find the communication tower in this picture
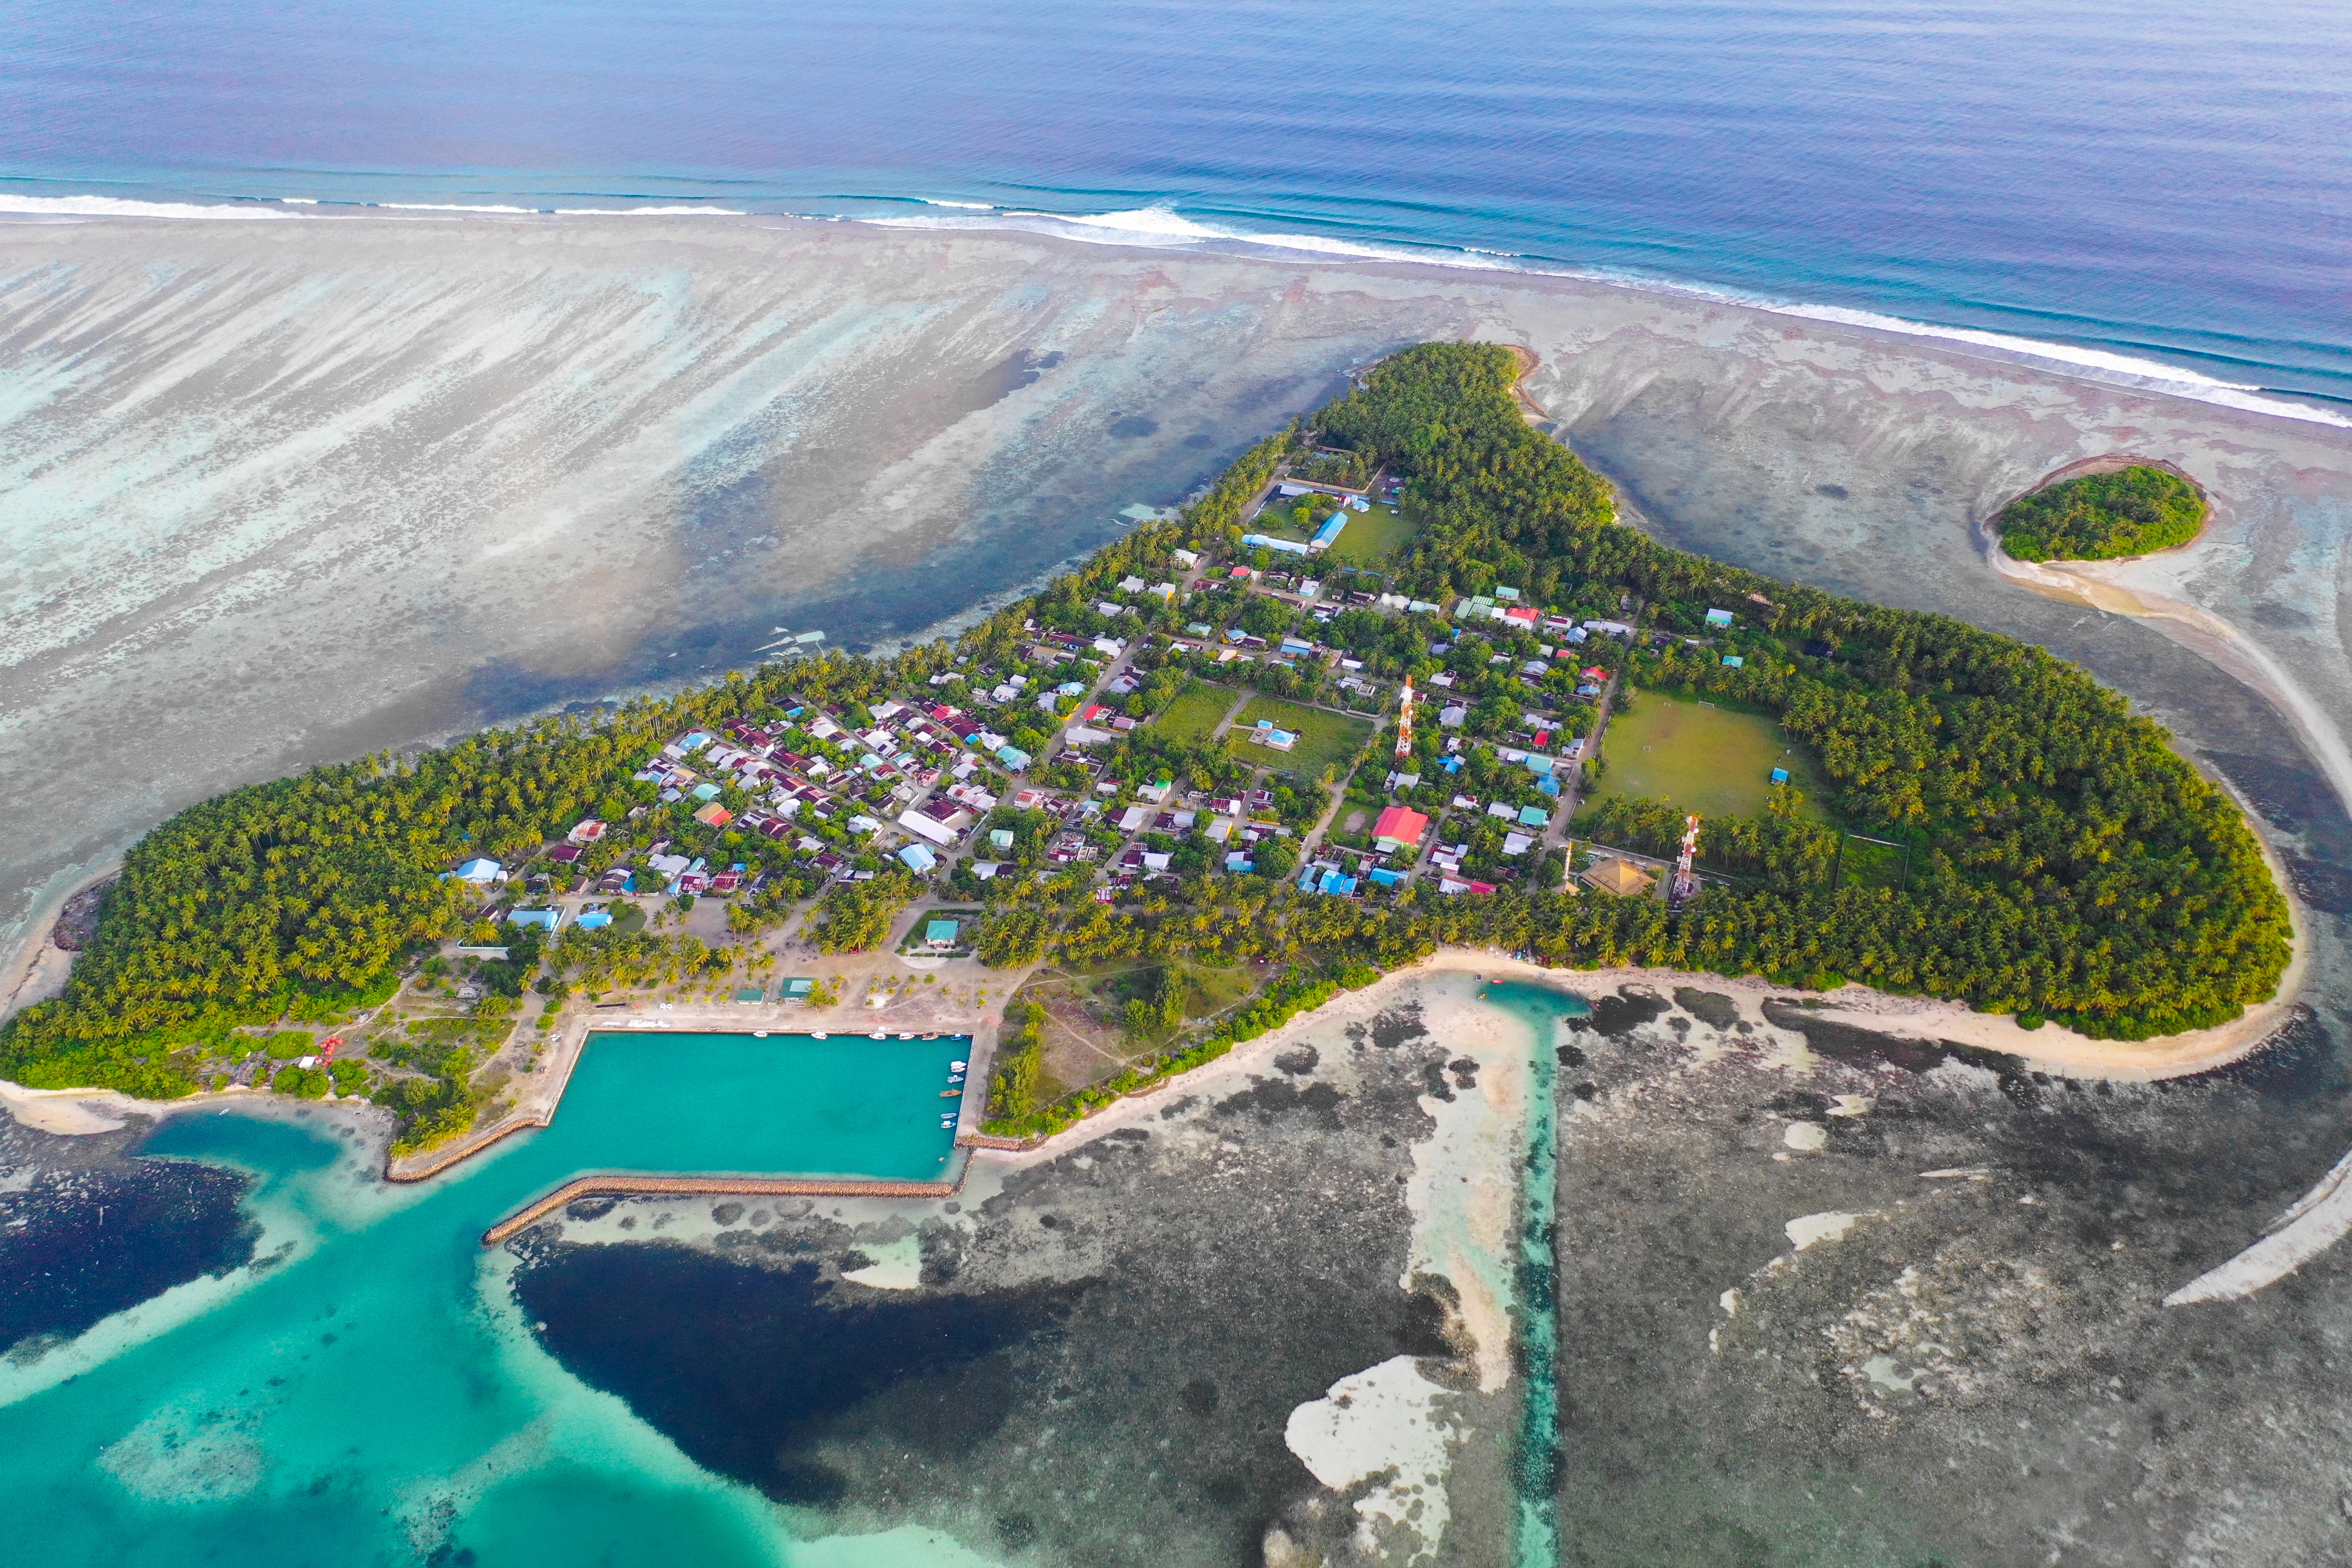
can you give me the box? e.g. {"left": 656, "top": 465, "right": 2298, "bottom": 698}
{"left": 1671, "top": 814, "right": 1703, "bottom": 908}
{"left": 1396, "top": 676, "right": 1415, "bottom": 761}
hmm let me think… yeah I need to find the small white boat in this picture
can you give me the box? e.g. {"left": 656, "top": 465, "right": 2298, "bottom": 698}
{"left": 812, "top": 1031, "right": 828, "bottom": 1039}
{"left": 869, "top": 1030, "right": 887, "bottom": 1040}
{"left": 753, "top": 1030, "right": 769, "bottom": 1038}
{"left": 897, "top": 1032, "right": 915, "bottom": 1040}
{"left": 949, "top": 1060, "right": 968, "bottom": 1071}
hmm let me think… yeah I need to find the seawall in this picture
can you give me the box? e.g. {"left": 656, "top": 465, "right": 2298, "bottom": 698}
{"left": 483, "top": 1172, "right": 963, "bottom": 1246}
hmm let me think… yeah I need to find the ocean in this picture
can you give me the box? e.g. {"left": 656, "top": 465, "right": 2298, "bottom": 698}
{"left": 4, "top": 0, "right": 2349, "bottom": 411}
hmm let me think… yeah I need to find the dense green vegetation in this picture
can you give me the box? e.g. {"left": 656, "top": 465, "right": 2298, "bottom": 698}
{"left": 1995, "top": 465, "right": 2206, "bottom": 562}
{"left": 1, "top": 343, "right": 2289, "bottom": 1115}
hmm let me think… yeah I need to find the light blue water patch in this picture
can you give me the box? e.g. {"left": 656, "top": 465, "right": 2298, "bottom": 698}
{"left": 0, "top": 1032, "right": 990, "bottom": 1567}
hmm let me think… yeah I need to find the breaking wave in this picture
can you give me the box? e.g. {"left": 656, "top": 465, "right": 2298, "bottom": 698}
{"left": 6, "top": 187, "right": 2340, "bottom": 429}
{"left": 868, "top": 203, "right": 2350, "bottom": 429}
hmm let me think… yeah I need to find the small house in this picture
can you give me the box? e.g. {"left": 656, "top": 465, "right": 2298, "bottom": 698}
{"left": 1372, "top": 805, "right": 1430, "bottom": 850}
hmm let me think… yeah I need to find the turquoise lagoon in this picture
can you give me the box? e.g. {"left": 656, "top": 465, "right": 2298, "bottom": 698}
{"left": 0, "top": 1031, "right": 982, "bottom": 1568}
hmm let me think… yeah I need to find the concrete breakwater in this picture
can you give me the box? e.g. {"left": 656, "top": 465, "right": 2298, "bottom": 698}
{"left": 482, "top": 1173, "right": 962, "bottom": 1246}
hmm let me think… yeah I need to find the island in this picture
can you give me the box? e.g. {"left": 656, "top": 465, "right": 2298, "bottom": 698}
{"left": 1994, "top": 462, "right": 2208, "bottom": 562}
{"left": 0, "top": 344, "right": 2294, "bottom": 1161}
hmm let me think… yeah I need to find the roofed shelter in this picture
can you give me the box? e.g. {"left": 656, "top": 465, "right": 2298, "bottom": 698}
{"left": 1581, "top": 857, "right": 1656, "bottom": 897}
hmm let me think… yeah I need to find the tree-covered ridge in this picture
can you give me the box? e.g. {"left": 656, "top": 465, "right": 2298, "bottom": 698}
{"left": 0, "top": 343, "right": 2291, "bottom": 1106}
{"left": 1314, "top": 344, "right": 2287, "bottom": 1036}
{"left": 1995, "top": 465, "right": 2205, "bottom": 563}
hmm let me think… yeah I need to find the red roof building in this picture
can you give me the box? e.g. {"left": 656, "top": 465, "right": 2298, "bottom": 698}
{"left": 1372, "top": 805, "right": 1430, "bottom": 847}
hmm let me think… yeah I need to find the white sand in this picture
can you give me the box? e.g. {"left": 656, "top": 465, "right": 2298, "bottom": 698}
{"left": 841, "top": 1233, "right": 925, "bottom": 1291}
{"left": 1785, "top": 1212, "right": 1870, "bottom": 1251}
{"left": 1283, "top": 1354, "right": 1459, "bottom": 1562}
{"left": 0, "top": 1081, "right": 129, "bottom": 1134}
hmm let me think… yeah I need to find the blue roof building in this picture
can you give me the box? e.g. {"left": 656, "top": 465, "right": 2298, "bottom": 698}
{"left": 1770, "top": 767, "right": 1791, "bottom": 784}
{"left": 995, "top": 744, "right": 1032, "bottom": 769}
{"left": 573, "top": 910, "right": 612, "bottom": 930}
{"left": 1309, "top": 514, "right": 1348, "bottom": 552}
{"left": 898, "top": 844, "right": 938, "bottom": 873}
{"left": 1368, "top": 867, "right": 1406, "bottom": 888}
{"left": 505, "top": 909, "right": 561, "bottom": 931}
{"left": 1518, "top": 804, "right": 1550, "bottom": 828}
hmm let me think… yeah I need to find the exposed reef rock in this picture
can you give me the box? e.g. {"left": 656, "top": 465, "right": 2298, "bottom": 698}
{"left": 1550, "top": 983, "right": 2352, "bottom": 1566}
{"left": 512, "top": 989, "right": 1519, "bottom": 1566}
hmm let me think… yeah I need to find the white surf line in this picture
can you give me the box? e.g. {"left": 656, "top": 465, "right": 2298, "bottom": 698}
{"left": 1989, "top": 533, "right": 2352, "bottom": 1305}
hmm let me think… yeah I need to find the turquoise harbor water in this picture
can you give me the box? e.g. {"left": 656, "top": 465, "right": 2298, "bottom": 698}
{"left": 4, "top": 0, "right": 2349, "bottom": 407}
{"left": 0, "top": 1032, "right": 977, "bottom": 1568}
{"left": 1481, "top": 981, "right": 1585, "bottom": 1568}
{"left": 556, "top": 1029, "right": 968, "bottom": 1180}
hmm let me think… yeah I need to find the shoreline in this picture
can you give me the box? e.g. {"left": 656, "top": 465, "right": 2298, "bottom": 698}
{"left": 4, "top": 934, "right": 2301, "bottom": 1166}
{"left": 0, "top": 858, "right": 121, "bottom": 1026}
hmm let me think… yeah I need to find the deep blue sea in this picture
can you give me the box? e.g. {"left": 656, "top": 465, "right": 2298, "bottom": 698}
{"left": 5, "top": 0, "right": 2349, "bottom": 410}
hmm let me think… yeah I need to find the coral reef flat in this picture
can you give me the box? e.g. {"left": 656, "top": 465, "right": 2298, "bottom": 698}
{"left": 1547, "top": 981, "right": 2352, "bottom": 1566}
{"left": 8, "top": 214, "right": 2352, "bottom": 985}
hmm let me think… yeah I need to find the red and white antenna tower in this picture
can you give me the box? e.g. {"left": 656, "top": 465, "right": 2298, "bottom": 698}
{"left": 1396, "top": 676, "right": 1415, "bottom": 761}
{"left": 1671, "top": 814, "right": 1702, "bottom": 907}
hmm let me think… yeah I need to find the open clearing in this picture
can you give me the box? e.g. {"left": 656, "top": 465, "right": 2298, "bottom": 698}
{"left": 1011, "top": 957, "right": 1274, "bottom": 1096}
{"left": 1595, "top": 694, "right": 1828, "bottom": 820}
{"left": 1154, "top": 680, "right": 1237, "bottom": 743}
{"left": 1225, "top": 697, "right": 1374, "bottom": 780}
{"left": 1247, "top": 501, "right": 1418, "bottom": 568}
{"left": 1320, "top": 502, "right": 1419, "bottom": 566}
